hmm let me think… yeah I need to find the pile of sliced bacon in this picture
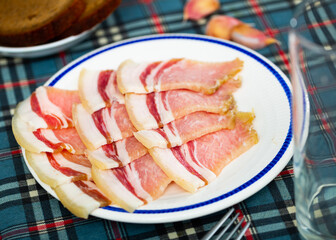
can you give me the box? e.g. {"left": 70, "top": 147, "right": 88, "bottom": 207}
{"left": 12, "top": 57, "right": 258, "bottom": 218}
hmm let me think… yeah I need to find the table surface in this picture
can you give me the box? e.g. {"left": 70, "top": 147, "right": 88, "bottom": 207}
{"left": 0, "top": 0, "right": 300, "bottom": 239}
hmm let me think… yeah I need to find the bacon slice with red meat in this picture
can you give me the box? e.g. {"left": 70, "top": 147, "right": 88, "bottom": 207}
{"left": 125, "top": 77, "right": 240, "bottom": 130}
{"left": 25, "top": 150, "right": 92, "bottom": 188}
{"left": 26, "top": 150, "right": 111, "bottom": 219}
{"left": 87, "top": 136, "right": 148, "bottom": 169}
{"left": 78, "top": 69, "right": 124, "bottom": 114}
{"left": 12, "top": 87, "right": 85, "bottom": 154}
{"left": 149, "top": 112, "right": 259, "bottom": 192}
{"left": 117, "top": 58, "right": 243, "bottom": 94}
{"left": 134, "top": 111, "right": 235, "bottom": 149}
{"left": 54, "top": 180, "right": 111, "bottom": 219}
{"left": 33, "top": 128, "right": 86, "bottom": 154}
{"left": 92, "top": 154, "right": 171, "bottom": 212}
{"left": 15, "top": 86, "right": 80, "bottom": 130}
{"left": 73, "top": 102, "right": 137, "bottom": 150}
{"left": 13, "top": 111, "right": 86, "bottom": 154}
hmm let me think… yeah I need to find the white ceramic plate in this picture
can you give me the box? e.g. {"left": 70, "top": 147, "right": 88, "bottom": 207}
{"left": 0, "top": 26, "right": 97, "bottom": 58}
{"left": 23, "top": 34, "right": 293, "bottom": 223}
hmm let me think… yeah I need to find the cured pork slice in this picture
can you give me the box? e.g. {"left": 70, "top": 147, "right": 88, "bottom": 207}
{"left": 33, "top": 128, "right": 87, "bottom": 154}
{"left": 92, "top": 154, "right": 171, "bottom": 212}
{"left": 12, "top": 86, "right": 85, "bottom": 154}
{"left": 25, "top": 150, "right": 92, "bottom": 188}
{"left": 78, "top": 69, "right": 124, "bottom": 114}
{"left": 13, "top": 104, "right": 87, "bottom": 154}
{"left": 15, "top": 86, "right": 80, "bottom": 130}
{"left": 87, "top": 136, "right": 148, "bottom": 169}
{"left": 149, "top": 112, "right": 259, "bottom": 192}
{"left": 73, "top": 103, "right": 137, "bottom": 150}
{"left": 60, "top": 150, "right": 91, "bottom": 167}
{"left": 54, "top": 180, "right": 111, "bottom": 219}
{"left": 134, "top": 111, "right": 235, "bottom": 149}
{"left": 125, "top": 77, "right": 241, "bottom": 130}
{"left": 117, "top": 58, "right": 243, "bottom": 94}
{"left": 13, "top": 113, "right": 53, "bottom": 153}
{"left": 27, "top": 149, "right": 111, "bottom": 219}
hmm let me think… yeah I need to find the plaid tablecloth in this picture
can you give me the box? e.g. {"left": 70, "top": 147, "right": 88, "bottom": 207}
{"left": 0, "top": 0, "right": 300, "bottom": 239}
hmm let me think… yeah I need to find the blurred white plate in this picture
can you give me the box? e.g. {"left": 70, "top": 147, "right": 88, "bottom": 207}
{"left": 23, "top": 33, "right": 293, "bottom": 223}
{"left": 0, "top": 26, "right": 97, "bottom": 58}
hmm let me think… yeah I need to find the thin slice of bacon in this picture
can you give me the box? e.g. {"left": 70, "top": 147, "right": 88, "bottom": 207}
{"left": 60, "top": 150, "right": 92, "bottom": 167}
{"left": 117, "top": 58, "right": 243, "bottom": 94}
{"left": 15, "top": 87, "right": 81, "bottom": 130}
{"left": 125, "top": 77, "right": 240, "bottom": 130}
{"left": 12, "top": 87, "right": 85, "bottom": 154}
{"left": 25, "top": 150, "right": 92, "bottom": 188}
{"left": 87, "top": 136, "right": 148, "bottom": 169}
{"left": 73, "top": 102, "right": 137, "bottom": 150}
{"left": 134, "top": 111, "right": 235, "bottom": 149}
{"left": 149, "top": 112, "right": 259, "bottom": 192}
{"left": 33, "top": 128, "right": 87, "bottom": 154}
{"left": 54, "top": 180, "right": 111, "bottom": 219}
{"left": 92, "top": 154, "right": 171, "bottom": 212}
{"left": 78, "top": 69, "right": 124, "bottom": 114}
{"left": 27, "top": 149, "right": 110, "bottom": 219}
{"left": 13, "top": 108, "right": 86, "bottom": 154}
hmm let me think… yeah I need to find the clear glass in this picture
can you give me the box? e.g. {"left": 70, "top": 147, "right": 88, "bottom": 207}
{"left": 289, "top": 0, "right": 336, "bottom": 239}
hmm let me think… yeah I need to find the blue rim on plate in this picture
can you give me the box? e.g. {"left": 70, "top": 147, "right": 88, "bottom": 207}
{"left": 48, "top": 34, "right": 293, "bottom": 214}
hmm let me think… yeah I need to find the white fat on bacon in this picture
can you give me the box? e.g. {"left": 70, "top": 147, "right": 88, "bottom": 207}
{"left": 87, "top": 147, "right": 119, "bottom": 169}
{"left": 73, "top": 104, "right": 107, "bottom": 150}
{"left": 118, "top": 59, "right": 187, "bottom": 94}
{"left": 12, "top": 110, "right": 85, "bottom": 154}
{"left": 102, "top": 106, "right": 123, "bottom": 140}
{"left": 125, "top": 85, "right": 237, "bottom": 131}
{"left": 52, "top": 153, "right": 92, "bottom": 180}
{"left": 78, "top": 69, "right": 124, "bottom": 114}
{"left": 73, "top": 103, "right": 130, "bottom": 150}
{"left": 162, "top": 123, "right": 182, "bottom": 146}
{"left": 134, "top": 122, "right": 182, "bottom": 149}
{"left": 125, "top": 94, "right": 158, "bottom": 130}
{"left": 38, "top": 129, "right": 77, "bottom": 153}
{"left": 117, "top": 59, "right": 161, "bottom": 94}
{"left": 180, "top": 143, "right": 217, "bottom": 183}
{"left": 92, "top": 166, "right": 144, "bottom": 212}
{"left": 79, "top": 69, "right": 104, "bottom": 113}
{"left": 136, "top": 126, "right": 180, "bottom": 149}
{"left": 35, "top": 87, "right": 72, "bottom": 128}
{"left": 117, "top": 60, "right": 155, "bottom": 93}
{"left": 133, "top": 130, "right": 167, "bottom": 149}
{"left": 134, "top": 111, "right": 235, "bottom": 149}
{"left": 12, "top": 86, "right": 81, "bottom": 134}
{"left": 117, "top": 58, "right": 244, "bottom": 94}
{"left": 55, "top": 182, "right": 101, "bottom": 219}
{"left": 105, "top": 71, "right": 124, "bottom": 104}
{"left": 149, "top": 113, "right": 259, "bottom": 193}
{"left": 12, "top": 112, "right": 53, "bottom": 153}
{"left": 149, "top": 148, "right": 205, "bottom": 192}
{"left": 25, "top": 151, "right": 74, "bottom": 188}
{"left": 125, "top": 164, "right": 153, "bottom": 202}
{"left": 87, "top": 140, "right": 131, "bottom": 169}
{"left": 125, "top": 92, "right": 175, "bottom": 131}
{"left": 14, "top": 97, "right": 48, "bottom": 130}
{"left": 115, "top": 140, "right": 131, "bottom": 166}
{"left": 155, "top": 92, "right": 174, "bottom": 124}
{"left": 25, "top": 151, "right": 92, "bottom": 188}
{"left": 87, "top": 137, "right": 148, "bottom": 170}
